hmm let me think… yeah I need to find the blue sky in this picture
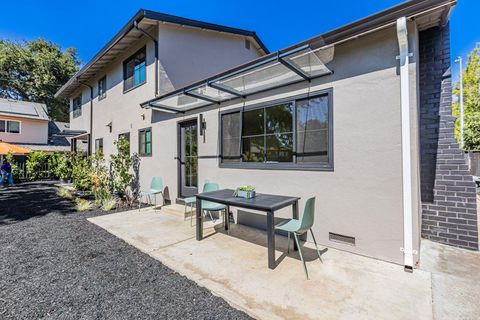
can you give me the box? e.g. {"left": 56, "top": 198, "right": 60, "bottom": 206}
{"left": 0, "top": 0, "right": 478, "bottom": 82}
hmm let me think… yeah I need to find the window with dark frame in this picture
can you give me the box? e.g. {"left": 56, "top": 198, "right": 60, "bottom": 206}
{"left": 95, "top": 138, "right": 103, "bottom": 154}
{"left": 220, "top": 91, "right": 332, "bottom": 170}
{"left": 0, "top": 120, "right": 20, "bottom": 134}
{"left": 123, "top": 47, "right": 146, "bottom": 92}
{"left": 118, "top": 132, "right": 130, "bottom": 154}
{"left": 138, "top": 128, "right": 152, "bottom": 156}
{"left": 98, "top": 76, "right": 107, "bottom": 100}
{"left": 72, "top": 95, "right": 82, "bottom": 118}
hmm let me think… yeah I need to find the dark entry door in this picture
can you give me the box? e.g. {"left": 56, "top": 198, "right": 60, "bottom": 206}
{"left": 178, "top": 120, "right": 198, "bottom": 198}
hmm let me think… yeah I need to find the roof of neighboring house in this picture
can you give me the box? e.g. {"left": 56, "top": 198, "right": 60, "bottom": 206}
{"left": 141, "top": 0, "right": 456, "bottom": 112}
{"left": 0, "top": 98, "right": 49, "bottom": 121}
{"left": 55, "top": 9, "right": 269, "bottom": 99}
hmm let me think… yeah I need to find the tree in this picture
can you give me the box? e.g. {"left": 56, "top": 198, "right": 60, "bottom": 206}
{"left": 453, "top": 48, "right": 480, "bottom": 150}
{"left": 0, "top": 38, "right": 80, "bottom": 121}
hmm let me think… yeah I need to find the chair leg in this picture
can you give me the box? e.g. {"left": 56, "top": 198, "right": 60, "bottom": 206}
{"left": 190, "top": 204, "right": 194, "bottom": 227}
{"left": 293, "top": 233, "right": 309, "bottom": 280}
{"left": 287, "top": 232, "right": 291, "bottom": 254}
{"left": 309, "top": 229, "right": 323, "bottom": 263}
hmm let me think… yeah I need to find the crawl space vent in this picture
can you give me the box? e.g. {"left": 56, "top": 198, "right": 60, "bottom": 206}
{"left": 329, "top": 232, "right": 355, "bottom": 246}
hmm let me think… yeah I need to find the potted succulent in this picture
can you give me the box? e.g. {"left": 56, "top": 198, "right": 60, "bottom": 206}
{"left": 233, "top": 185, "right": 256, "bottom": 199}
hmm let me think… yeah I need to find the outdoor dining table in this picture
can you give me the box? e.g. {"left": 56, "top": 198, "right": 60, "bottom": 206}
{"left": 195, "top": 189, "right": 300, "bottom": 269}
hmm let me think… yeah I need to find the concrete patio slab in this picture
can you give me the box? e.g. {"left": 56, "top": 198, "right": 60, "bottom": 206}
{"left": 420, "top": 239, "right": 480, "bottom": 320}
{"left": 89, "top": 208, "right": 435, "bottom": 320}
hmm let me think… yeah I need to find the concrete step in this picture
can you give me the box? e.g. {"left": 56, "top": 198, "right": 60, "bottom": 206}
{"left": 162, "top": 204, "right": 193, "bottom": 219}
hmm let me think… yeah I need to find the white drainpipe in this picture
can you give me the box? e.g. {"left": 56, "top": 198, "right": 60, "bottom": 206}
{"left": 396, "top": 17, "right": 414, "bottom": 271}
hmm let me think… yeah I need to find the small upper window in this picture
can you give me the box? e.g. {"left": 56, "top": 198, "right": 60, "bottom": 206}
{"left": 123, "top": 47, "right": 146, "bottom": 92}
{"left": 95, "top": 138, "right": 103, "bottom": 154}
{"left": 98, "top": 76, "right": 107, "bottom": 100}
{"left": 72, "top": 95, "right": 82, "bottom": 118}
{"left": 138, "top": 128, "right": 152, "bottom": 156}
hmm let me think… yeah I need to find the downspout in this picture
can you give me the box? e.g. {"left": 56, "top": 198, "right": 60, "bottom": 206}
{"left": 134, "top": 21, "right": 159, "bottom": 97}
{"left": 396, "top": 17, "right": 415, "bottom": 272}
{"left": 78, "top": 80, "right": 94, "bottom": 156}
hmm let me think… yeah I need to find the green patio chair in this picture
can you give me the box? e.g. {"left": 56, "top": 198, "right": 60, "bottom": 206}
{"left": 274, "top": 197, "right": 322, "bottom": 279}
{"left": 138, "top": 176, "right": 163, "bottom": 210}
{"left": 188, "top": 182, "right": 228, "bottom": 231}
{"left": 184, "top": 180, "right": 209, "bottom": 226}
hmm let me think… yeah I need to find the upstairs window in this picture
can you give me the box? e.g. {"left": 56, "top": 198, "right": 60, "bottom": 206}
{"left": 220, "top": 90, "right": 333, "bottom": 170}
{"left": 123, "top": 47, "right": 146, "bottom": 92}
{"left": 138, "top": 127, "right": 152, "bottom": 156}
{"left": 72, "top": 95, "right": 82, "bottom": 118}
{"left": 0, "top": 120, "right": 21, "bottom": 134}
{"left": 98, "top": 76, "right": 107, "bottom": 100}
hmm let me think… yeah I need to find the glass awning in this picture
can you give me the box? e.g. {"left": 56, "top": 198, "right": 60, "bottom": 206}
{"left": 145, "top": 45, "right": 333, "bottom": 113}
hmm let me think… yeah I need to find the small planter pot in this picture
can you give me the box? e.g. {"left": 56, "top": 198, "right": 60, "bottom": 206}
{"left": 236, "top": 190, "right": 256, "bottom": 199}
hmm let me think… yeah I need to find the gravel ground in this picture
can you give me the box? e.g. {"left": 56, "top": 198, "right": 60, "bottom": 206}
{"left": 0, "top": 181, "right": 251, "bottom": 319}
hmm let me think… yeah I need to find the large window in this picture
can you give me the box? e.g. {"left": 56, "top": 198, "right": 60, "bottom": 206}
{"left": 98, "top": 76, "right": 107, "bottom": 100}
{"left": 138, "top": 127, "right": 152, "bottom": 156}
{"left": 220, "top": 90, "right": 332, "bottom": 170}
{"left": 123, "top": 47, "right": 146, "bottom": 92}
{"left": 0, "top": 120, "right": 20, "bottom": 134}
{"left": 72, "top": 95, "right": 82, "bottom": 118}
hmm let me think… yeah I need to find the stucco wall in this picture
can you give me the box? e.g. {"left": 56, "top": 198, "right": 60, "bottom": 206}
{"left": 144, "top": 25, "right": 420, "bottom": 265}
{"left": 0, "top": 116, "right": 48, "bottom": 144}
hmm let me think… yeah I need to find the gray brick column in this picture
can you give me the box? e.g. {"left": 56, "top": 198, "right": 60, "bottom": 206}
{"left": 419, "top": 24, "right": 478, "bottom": 250}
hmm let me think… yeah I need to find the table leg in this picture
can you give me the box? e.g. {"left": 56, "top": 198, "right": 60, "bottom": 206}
{"left": 196, "top": 197, "right": 203, "bottom": 240}
{"left": 293, "top": 200, "right": 299, "bottom": 251}
{"left": 224, "top": 205, "right": 230, "bottom": 231}
{"left": 267, "top": 211, "right": 275, "bottom": 269}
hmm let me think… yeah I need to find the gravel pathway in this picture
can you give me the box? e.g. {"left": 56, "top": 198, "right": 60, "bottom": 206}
{"left": 0, "top": 181, "right": 251, "bottom": 319}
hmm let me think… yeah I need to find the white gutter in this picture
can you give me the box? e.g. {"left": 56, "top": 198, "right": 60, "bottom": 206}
{"left": 396, "top": 17, "right": 414, "bottom": 271}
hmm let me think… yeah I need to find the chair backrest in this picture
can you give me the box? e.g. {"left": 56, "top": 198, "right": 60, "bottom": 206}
{"left": 150, "top": 176, "right": 163, "bottom": 191}
{"left": 299, "top": 197, "right": 316, "bottom": 231}
{"left": 203, "top": 182, "right": 219, "bottom": 193}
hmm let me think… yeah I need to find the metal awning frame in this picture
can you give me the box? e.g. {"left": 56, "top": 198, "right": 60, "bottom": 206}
{"left": 143, "top": 44, "right": 333, "bottom": 113}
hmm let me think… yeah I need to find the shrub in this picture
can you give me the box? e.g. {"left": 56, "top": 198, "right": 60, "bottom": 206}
{"left": 110, "top": 137, "right": 134, "bottom": 198}
{"left": 101, "top": 197, "right": 117, "bottom": 211}
{"left": 51, "top": 152, "right": 73, "bottom": 181}
{"left": 75, "top": 198, "right": 93, "bottom": 212}
{"left": 90, "top": 152, "right": 111, "bottom": 205}
{"left": 57, "top": 187, "right": 73, "bottom": 199}
{"left": 5, "top": 152, "right": 22, "bottom": 181}
{"left": 71, "top": 154, "right": 93, "bottom": 191}
{"left": 26, "top": 151, "right": 47, "bottom": 181}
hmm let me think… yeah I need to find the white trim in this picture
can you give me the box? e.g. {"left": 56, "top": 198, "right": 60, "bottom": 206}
{"left": 396, "top": 17, "right": 414, "bottom": 269}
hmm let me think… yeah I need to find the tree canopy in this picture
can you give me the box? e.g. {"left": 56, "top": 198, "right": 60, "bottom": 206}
{"left": 453, "top": 47, "right": 480, "bottom": 151}
{"left": 0, "top": 38, "right": 80, "bottom": 121}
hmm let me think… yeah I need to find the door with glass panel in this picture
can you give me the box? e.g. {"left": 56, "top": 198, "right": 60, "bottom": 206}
{"left": 178, "top": 120, "right": 198, "bottom": 198}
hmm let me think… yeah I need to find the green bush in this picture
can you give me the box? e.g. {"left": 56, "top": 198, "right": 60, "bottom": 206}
{"left": 71, "top": 154, "right": 93, "bottom": 191}
{"left": 90, "top": 152, "right": 111, "bottom": 205}
{"left": 101, "top": 197, "right": 117, "bottom": 211}
{"left": 75, "top": 198, "right": 93, "bottom": 212}
{"left": 5, "top": 152, "right": 22, "bottom": 181}
{"left": 110, "top": 137, "right": 134, "bottom": 198}
{"left": 49, "top": 152, "right": 74, "bottom": 181}
{"left": 57, "top": 187, "right": 74, "bottom": 199}
{"left": 26, "top": 151, "right": 47, "bottom": 181}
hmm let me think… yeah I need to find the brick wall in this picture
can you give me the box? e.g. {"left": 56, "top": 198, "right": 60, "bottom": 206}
{"left": 419, "top": 24, "right": 478, "bottom": 250}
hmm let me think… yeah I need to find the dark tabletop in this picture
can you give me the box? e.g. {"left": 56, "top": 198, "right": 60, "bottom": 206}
{"left": 196, "top": 189, "right": 299, "bottom": 211}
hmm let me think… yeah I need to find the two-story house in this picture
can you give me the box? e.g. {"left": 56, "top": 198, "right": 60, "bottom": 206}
{"left": 55, "top": 1, "right": 478, "bottom": 271}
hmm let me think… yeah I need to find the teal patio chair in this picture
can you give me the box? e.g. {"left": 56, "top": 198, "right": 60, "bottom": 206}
{"left": 187, "top": 182, "right": 228, "bottom": 231}
{"left": 275, "top": 197, "right": 322, "bottom": 279}
{"left": 183, "top": 180, "right": 209, "bottom": 226}
{"left": 139, "top": 176, "right": 163, "bottom": 210}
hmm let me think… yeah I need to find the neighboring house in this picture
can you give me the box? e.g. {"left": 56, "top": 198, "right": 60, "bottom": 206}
{"left": 55, "top": 0, "right": 478, "bottom": 270}
{"left": 0, "top": 98, "right": 72, "bottom": 153}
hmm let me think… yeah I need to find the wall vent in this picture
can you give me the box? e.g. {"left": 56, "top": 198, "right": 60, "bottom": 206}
{"left": 329, "top": 232, "right": 355, "bottom": 246}
{"left": 245, "top": 39, "right": 251, "bottom": 50}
